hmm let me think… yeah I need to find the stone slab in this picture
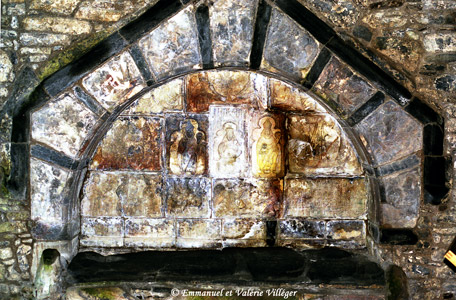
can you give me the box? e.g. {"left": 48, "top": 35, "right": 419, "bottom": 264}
{"left": 313, "top": 56, "right": 376, "bottom": 116}
{"left": 326, "top": 220, "right": 366, "bottom": 249}
{"left": 287, "top": 114, "right": 363, "bottom": 176}
{"left": 381, "top": 167, "right": 421, "bottom": 228}
{"left": 209, "top": 106, "right": 248, "bottom": 177}
{"left": 269, "top": 78, "right": 326, "bottom": 113}
{"left": 356, "top": 101, "right": 423, "bottom": 166}
{"left": 222, "top": 218, "right": 267, "bottom": 247}
{"left": 283, "top": 178, "right": 367, "bottom": 218}
{"left": 177, "top": 219, "right": 222, "bottom": 248}
{"left": 80, "top": 217, "right": 123, "bottom": 248}
{"left": 91, "top": 117, "right": 162, "bottom": 171}
{"left": 30, "top": 158, "right": 71, "bottom": 226}
{"left": 124, "top": 218, "right": 175, "bottom": 248}
{"left": 209, "top": 0, "right": 257, "bottom": 66}
{"left": 186, "top": 70, "right": 267, "bottom": 112}
{"left": 31, "top": 93, "right": 97, "bottom": 158}
{"left": 165, "top": 177, "right": 210, "bottom": 218}
{"left": 82, "top": 51, "right": 145, "bottom": 111}
{"left": 213, "top": 179, "right": 282, "bottom": 218}
{"left": 261, "top": 8, "right": 319, "bottom": 80}
{"left": 124, "top": 174, "right": 162, "bottom": 217}
{"left": 126, "top": 78, "right": 183, "bottom": 114}
{"left": 278, "top": 219, "right": 326, "bottom": 239}
{"left": 165, "top": 115, "right": 208, "bottom": 175}
{"left": 138, "top": 5, "right": 201, "bottom": 79}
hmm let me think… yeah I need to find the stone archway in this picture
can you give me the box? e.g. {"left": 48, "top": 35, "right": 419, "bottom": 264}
{"left": 6, "top": 0, "right": 446, "bottom": 297}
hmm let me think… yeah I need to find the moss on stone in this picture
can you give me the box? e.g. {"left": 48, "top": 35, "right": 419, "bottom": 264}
{"left": 82, "top": 287, "right": 121, "bottom": 300}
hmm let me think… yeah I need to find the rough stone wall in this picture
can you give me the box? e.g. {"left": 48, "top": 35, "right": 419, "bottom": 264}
{"left": 0, "top": 0, "right": 455, "bottom": 299}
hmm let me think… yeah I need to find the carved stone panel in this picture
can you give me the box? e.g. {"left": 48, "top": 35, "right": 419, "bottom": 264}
{"left": 209, "top": 106, "right": 247, "bottom": 178}
{"left": 213, "top": 179, "right": 282, "bottom": 218}
{"left": 283, "top": 178, "right": 367, "bottom": 218}
{"left": 222, "top": 219, "right": 267, "bottom": 247}
{"left": 124, "top": 218, "right": 175, "bottom": 248}
{"left": 287, "top": 114, "right": 363, "bottom": 176}
{"left": 187, "top": 71, "right": 267, "bottom": 112}
{"left": 165, "top": 177, "right": 211, "bottom": 218}
{"left": 126, "top": 78, "right": 183, "bottom": 114}
{"left": 123, "top": 174, "right": 162, "bottom": 217}
{"left": 177, "top": 219, "right": 222, "bottom": 248}
{"left": 91, "top": 117, "right": 162, "bottom": 171}
{"left": 82, "top": 51, "right": 145, "bottom": 111}
{"left": 81, "top": 217, "right": 123, "bottom": 247}
{"left": 165, "top": 115, "right": 208, "bottom": 175}
{"left": 269, "top": 78, "right": 326, "bottom": 113}
{"left": 249, "top": 112, "right": 285, "bottom": 178}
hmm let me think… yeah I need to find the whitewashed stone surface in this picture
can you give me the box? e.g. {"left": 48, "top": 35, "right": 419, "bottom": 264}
{"left": 82, "top": 51, "right": 145, "bottom": 111}
{"left": 32, "top": 93, "right": 97, "bottom": 158}
{"left": 138, "top": 6, "right": 201, "bottom": 79}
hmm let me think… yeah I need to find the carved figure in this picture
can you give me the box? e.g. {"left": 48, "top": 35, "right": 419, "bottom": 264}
{"left": 169, "top": 119, "right": 206, "bottom": 175}
{"left": 216, "top": 122, "right": 243, "bottom": 174}
{"left": 253, "top": 117, "right": 282, "bottom": 177}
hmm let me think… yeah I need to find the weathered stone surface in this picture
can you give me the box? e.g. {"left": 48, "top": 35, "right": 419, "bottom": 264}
{"left": 249, "top": 112, "right": 285, "bottom": 178}
{"left": 326, "top": 220, "right": 366, "bottom": 248}
{"left": 381, "top": 167, "right": 421, "bottom": 228}
{"left": 30, "top": 0, "right": 79, "bottom": 15}
{"left": 67, "top": 287, "right": 135, "bottom": 300}
{"left": 177, "top": 219, "right": 221, "bottom": 248}
{"left": 436, "top": 74, "right": 456, "bottom": 92}
{"left": 81, "top": 172, "right": 125, "bottom": 217}
{"left": 91, "top": 117, "right": 162, "bottom": 171}
{"left": 0, "top": 50, "right": 14, "bottom": 83}
{"left": 165, "top": 177, "right": 210, "bottom": 218}
{"left": 126, "top": 78, "right": 183, "bottom": 114}
{"left": 297, "top": 0, "right": 359, "bottom": 28}
{"left": 124, "top": 218, "right": 174, "bottom": 248}
{"left": 17, "top": 244, "right": 31, "bottom": 272}
{"left": 214, "top": 179, "right": 281, "bottom": 218}
{"left": 32, "top": 93, "right": 97, "bottom": 158}
{"left": 222, "top": 219, "right": 266, "bottom": 247}
{"left": 209, "top": 106, "right": 247, "bottom": 177}
{"left": 30, "top": 158, "right": 71, "bottom": 225}
{"left": 187, "top": 70, "right": 268, "bottom": 112}
{"left": 363, "top": 10, "right": 408, "bottom": 28}
{"left": 81, "top": 217, "right": 123, "bottom": 247}
{"left": 356, "top": 101, "right": 423, "bottom": 165}
{"left": 138, "top": 6, "right": 201, "bottom": 79}
{"left": 424, "top": 32, "right": 456, "bottom": 53}
{"left": 124, "top": 174, "right": 162, "bottom": 217}
{"left": 269, "top": 78, "right": 326, "bottom": 113}
{"left": 209, "top": 0, "right": 257, "bottom": 66}
{"left": 278, "top": 219, "right": 326, "bottom": 239}
{"left": 23, "top": 17, "right": 92, "bottom": 35}
{"left": 0, "top": 248, "right": 13, "bottom": 260}
{"left": 75, "top": 1, "right": 127, "bottom": 22}
{"left": 283, "top": 178, "right": 367, "bottom": 218}
{"left": 82, "top": 51, "right": 145, "bottom": 111}
{"left": 313, "top": 56, "right": 376, "bottom": 116}
{"left": 82, "top": 172, "right": 162, "bottom": 217}
{"left": 165, "top": 115, "right": 208, "bottom": 175}
{"left": 287, "top": 114, "right": 363, "bottom": 176}
{"left": 262, "top": 9, "right": 320, "bottom": 80}
{"left": 20, "top": 32, "right": 71, "bottom": 46}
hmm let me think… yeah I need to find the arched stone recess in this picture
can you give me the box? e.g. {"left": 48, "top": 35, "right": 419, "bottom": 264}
{"left": 7, "top": 0, "right": 445, "bottom": 275}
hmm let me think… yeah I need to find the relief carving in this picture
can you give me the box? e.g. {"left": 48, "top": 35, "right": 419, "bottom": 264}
{"left": 251, "top": 115, "right": 284, "bottom": 178}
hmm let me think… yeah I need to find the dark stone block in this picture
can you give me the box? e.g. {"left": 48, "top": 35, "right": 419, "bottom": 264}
{"left": 387, "top": 265, "right": 409, "bottom": 300}
{"left": 31, "top": 222, "right": 71, "bottom": 240}
{"left": 426, "top": 53, "right": 456, "bottom": 63}
{"left": 302, "top": 47, "right": 332, "bottom": 89}
{"left": 424, "top": 184, "right": 449, "bottom": 205}
{"left": 424, "top": 124, "right": 444, "bottom": 156}
{"left": 279, "top": 219, "right": 325, "bottom": 239}
{"left": 43, "top": 32, "right": 128, "bottom": 97}
{"left": 436, "top": 75, "right": 456, "bottom": 92}
{"left": 119, "top": 0, "right": 182, "bottom": 43}
{"left": 405, "top": 97, "right": 443, "bottom": 125}
{"left": 128, "top": 44, "right": 155, "bottom": 84}
{"left": 73, "top": 86, "right": 106, "bottom": 116}
{"left": 31, "top": 144, "right": 78, "bottom": 170}
{"left": 249, "top": 0, "right": 272, "bottom": 69}
{"left": 275, "top": 0, "right": 335, "bottom": 44}
{"left": 195, "top": 4, "right": 214, "bottom": 69}
{"left": 327, "top": 36, "right": 412, "bottom": 104}
{"left": 347, "top": 91, "right": 385, "bottom": 126}
{"left": 4, "top": 67, "right": 40, "bottom": 116}
{"left": 7, "top": 143, "right": 29, "bottom": 201}
{"left": 375, "top": 154, "right": 420, "bottom": 177}
{"left": 353, "top": 25, "right": 372, "bottom": 42}
{"left": 380, "top": 229, "right": 418, "bottom": 245}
